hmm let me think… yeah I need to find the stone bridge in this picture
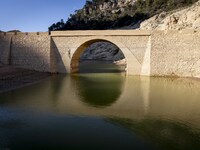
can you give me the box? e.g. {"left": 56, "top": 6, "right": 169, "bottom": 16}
{"left": 0, "top": 30, "right": 200, "bottom": 77}
{"left": 51, "top": 30, "right": 151, "bottom": 75}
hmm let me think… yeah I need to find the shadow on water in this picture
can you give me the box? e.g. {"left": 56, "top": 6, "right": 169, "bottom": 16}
{"left": 107, "top": 118, "right": 200, "bottom": 150}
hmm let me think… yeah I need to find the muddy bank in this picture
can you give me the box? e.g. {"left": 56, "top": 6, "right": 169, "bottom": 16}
{"left": 0, "top": 66, "right": 51, "bottom": 93}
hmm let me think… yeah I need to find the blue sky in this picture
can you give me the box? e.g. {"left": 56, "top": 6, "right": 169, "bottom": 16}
{"left": 0, "top": 0, "right": 86, "bottom": 32}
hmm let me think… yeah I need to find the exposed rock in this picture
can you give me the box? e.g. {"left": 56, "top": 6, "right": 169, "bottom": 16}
{"left": 97, "top": 0, "right": 136, "bottom": 11}
{"left": 80, "top": 42, "right": 125, "bottom": 61}
{"left": 140, "top": 0, "right": 200, "bottom": 30}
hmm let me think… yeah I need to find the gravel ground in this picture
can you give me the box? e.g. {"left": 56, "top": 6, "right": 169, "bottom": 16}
{"left": 0, "top": 65, "right": 51, "bottom": 93}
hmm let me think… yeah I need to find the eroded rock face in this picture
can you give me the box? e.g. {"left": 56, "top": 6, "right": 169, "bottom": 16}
{"left": 80, "top": 42, "right": 125, "bottom": 61}
{"left": 140, "top": 0, "right": 200, "bottom": 30}
{"left": 86, "top": 0, "right": 137, "bottom": 16}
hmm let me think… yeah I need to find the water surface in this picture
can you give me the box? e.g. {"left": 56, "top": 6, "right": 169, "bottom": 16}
{"left": 0, "top": 73, "right": 200, "bottom": 150}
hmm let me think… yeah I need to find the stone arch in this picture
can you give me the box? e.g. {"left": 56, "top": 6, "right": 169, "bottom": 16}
{"left": 70, "top": 37, "right": 142, "bottom": 75}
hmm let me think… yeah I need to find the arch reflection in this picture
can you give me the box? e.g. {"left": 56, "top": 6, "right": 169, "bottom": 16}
{"left": 71, "top": 74, "right": 125, "bottom": 108}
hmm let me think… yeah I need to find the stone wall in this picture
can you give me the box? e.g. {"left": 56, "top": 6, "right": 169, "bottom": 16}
{"left": 0, "top": 32, "right": 51, "bottom": 72}
{"left": 1, "top": 30, "right": 200, "bottom": 78}
{"left": 50, "top": 37, "right": 70, "bottom": 73}
{"left": 151, "top": 30, "right": 200, "bottom": 78}
{"left": 0, "top": 33, "right": 12, "bottom": 65}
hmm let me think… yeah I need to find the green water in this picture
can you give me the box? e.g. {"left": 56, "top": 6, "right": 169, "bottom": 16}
{"left": 0, "top": 73, "right": 200, "bottom": 150}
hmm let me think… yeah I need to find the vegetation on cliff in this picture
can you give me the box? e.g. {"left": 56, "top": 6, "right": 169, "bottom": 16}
{"left": 0, "top": 30, "right": 21, "bottom": 32}
{"left": 49, "top": 0, "right": 198, "bottom": 31}
{"left": 7, "top": 30, "right": 21, "bottom": 32}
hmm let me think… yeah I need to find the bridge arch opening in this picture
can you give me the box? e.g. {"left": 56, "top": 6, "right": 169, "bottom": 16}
{"left": 71, "top": 39, "right": 127, "bottom": 73}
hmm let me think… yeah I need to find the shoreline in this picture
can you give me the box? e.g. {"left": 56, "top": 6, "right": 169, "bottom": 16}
{"left": 0, "top": 66, "right": 51, "bottom": 94}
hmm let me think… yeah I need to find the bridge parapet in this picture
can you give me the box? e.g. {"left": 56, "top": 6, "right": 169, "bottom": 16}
{"left": 0, "top": 32, "right": 49, "bottom": 36}
{"left": 50, "top": 30, "right": 151, "bottom": 37}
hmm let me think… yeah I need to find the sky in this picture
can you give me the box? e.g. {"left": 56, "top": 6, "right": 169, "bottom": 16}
{"left": 0, "top": 0, "right": 86, "bottom": 32}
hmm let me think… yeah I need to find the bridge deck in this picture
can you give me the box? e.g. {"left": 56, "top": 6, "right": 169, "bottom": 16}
{"left": 50, "top": 30, "right": 151, "bottom": 37}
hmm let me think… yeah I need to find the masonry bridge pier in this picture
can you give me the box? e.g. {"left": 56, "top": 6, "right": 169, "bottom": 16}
{"left": 0, "top": 30, "right": 200, "bottom": 78}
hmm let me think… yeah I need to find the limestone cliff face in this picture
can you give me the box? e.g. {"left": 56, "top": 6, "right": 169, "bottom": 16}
{"left": 140, "top": 0, "right": 200, "bottom": 30}
{"left": 84, "top": 0, "right": 137, "bottom": 16}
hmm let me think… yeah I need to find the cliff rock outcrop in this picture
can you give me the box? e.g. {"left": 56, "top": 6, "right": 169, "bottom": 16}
{"left": 140, "top": 0, "right": 200, "bottom": 30}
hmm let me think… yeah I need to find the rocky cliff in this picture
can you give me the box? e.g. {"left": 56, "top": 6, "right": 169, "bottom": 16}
{"left": 50, "top": 0, "right": 198, "bottom": 31}
{"left": 140, "top": 0, "right": 200, "bottom": 30}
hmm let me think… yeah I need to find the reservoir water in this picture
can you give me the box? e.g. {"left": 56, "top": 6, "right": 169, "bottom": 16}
{"left": 0, "top": 65, "right": 200, "bottom": 149}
